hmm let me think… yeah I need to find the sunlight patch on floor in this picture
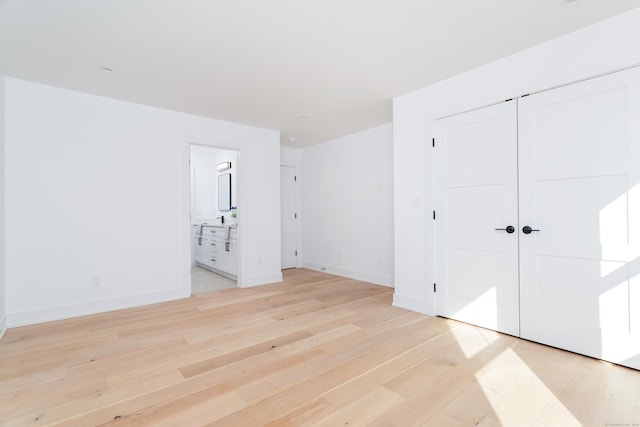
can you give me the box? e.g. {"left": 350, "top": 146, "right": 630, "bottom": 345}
{"left": 473, "top": 347, "right": 581, "bottom": 426}
{"left": 448, "top": 322, "right": 500, "bottom": 359}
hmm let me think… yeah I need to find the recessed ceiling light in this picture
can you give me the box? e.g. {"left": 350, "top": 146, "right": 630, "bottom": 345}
{"left": 101, "top": 67, "right": 113, "bottom": 73}
{"left": 298, "top": 115, "right": 307, "bottom": 120}
{"left": 289, "top": 137, "right": 296, "bottom": 142}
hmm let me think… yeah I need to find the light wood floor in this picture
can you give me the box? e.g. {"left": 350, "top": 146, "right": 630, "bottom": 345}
{"left": 1, "top": 269, "right": 639, "bottom": 426}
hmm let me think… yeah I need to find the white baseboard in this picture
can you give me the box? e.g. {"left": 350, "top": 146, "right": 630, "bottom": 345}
{"left": 240, "top": 271, "right": 283, "bottom": 288}
{"left": 7, "top": 288, "right": 190, "bottom": 327}
{"left": 0, "top": 314, "right": 7, "bottom": 341}
{"left": 302, "top": 261, "right": 394, "bottom": 288}
{"left": 392, "top": 293, "right": 435, "bottom": 316}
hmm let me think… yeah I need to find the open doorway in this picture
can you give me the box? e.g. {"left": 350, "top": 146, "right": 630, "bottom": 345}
{"left": 190, "top": 144, "right": 239, "bottom": 294}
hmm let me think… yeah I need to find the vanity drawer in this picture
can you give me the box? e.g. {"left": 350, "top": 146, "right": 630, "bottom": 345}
{"left": 203, "top": 226, "right": 238, "bottom": 239}
{"left": 207, "top": 239, "right": 220, "bottom": 255}
{"left": 202, "top": 226, "right": 223, "bottom": 236}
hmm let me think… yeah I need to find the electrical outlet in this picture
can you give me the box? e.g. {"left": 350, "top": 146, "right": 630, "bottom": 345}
{"left": 92, "top": 276, "right": 101, "bottom": 288}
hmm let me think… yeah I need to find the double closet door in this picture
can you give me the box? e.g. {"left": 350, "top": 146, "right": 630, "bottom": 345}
{"left": 434, "top": 67, "right": 640, "bottom": 370}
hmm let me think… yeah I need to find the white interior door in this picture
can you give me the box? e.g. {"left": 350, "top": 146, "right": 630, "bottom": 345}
{"left": 434, "top": 101, "right": 520, "bottom": 336}
{"left": 281, "top": 165, "right": 298, "bottom": 269}
{"left": 519, "top": 67, "right": 640, "bottom": 370}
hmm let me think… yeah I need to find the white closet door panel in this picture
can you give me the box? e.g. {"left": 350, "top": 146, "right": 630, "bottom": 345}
{"left": 519, "top": 67, "right": 640, "bottom": 370}
{"left": 434, "top": 102, "right": 519, "bottom": 336}
{"left": 532, "top": 175, "right": 631, "bottom": 259}
{"left": 281, "top": 165, "right": 297, "bottom": 269}
{"left": 531, "top": 86, "right": 629, "bottom": 180}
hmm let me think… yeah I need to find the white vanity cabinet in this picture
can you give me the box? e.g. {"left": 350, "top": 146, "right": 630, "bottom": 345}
{"left": 217, "top": 229, "right": 238, "bottom": 276}
{"left": 195, "top": 225, "right": 237, "bottom": 280}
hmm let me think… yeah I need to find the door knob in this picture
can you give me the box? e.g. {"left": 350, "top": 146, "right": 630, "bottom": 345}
{"left": 522, "top": 226, "right": 540, "bottom": 234}
{"left": 495, "top": 225, "right": 515, "bottom": 234}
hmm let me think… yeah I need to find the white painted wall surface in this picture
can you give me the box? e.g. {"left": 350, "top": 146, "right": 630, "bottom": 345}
{"left": 0, "top": 73, "right": 6, "bottom": 338}
{"left": 393, "top": 8, "right": 640, "bottom": 315}
{"left": 5, "top": 78, "right": 281, "bottom": 326}
{"left": 301, "top": 124, "right": 394, "bottom": 287}
{"left": 280, "top": 146, "right": 301, "bottom": 164}
{"left": 191, "top": 148, "right": 220, "bottom": 224}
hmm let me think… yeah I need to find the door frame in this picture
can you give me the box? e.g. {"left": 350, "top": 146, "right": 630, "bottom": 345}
{"left": 183, "top": 139, "right": 244, "bottom": 291}
{"left": 280, "top": 161, "right": 302, "bottom": 269}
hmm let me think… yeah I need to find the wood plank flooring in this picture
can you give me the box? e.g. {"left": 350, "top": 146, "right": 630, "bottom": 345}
{"left": 1, "top": 269, "right": 639, "bottom": 426}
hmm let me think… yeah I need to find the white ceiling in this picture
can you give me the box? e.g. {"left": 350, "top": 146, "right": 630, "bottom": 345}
{"left": 1, "top": 1, "right": 639, "bottom": 146}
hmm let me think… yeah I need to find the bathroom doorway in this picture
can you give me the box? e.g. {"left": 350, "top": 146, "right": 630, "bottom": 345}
{"left": 190, "top": 144, "right": 239, "bottom": 294}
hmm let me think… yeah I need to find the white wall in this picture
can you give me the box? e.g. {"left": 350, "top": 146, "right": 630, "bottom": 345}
{"left": 191, "top": 148, "right": 220, "bottom": 223}
{"left": 0, "top": 72, "right": 6, "bottom": 338}
{"left": 5, "top": 78, "right": 282, "bottom": 326}
{"left": 393, "top": 8, "right": 640, "bottom": 315}
{"left": 280, "top": 146, "right": 301, "bottom": 165}
{"left": 301, "top": 123, "right": 394, "bottom": 287}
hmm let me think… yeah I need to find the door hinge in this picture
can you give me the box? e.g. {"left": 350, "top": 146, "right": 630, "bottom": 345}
{"left": 433, "top": 210, "right": 436, "bottom": 220}
{"left": 433, "top": 283, "right": 437, "bottom": 293}
{"left": 432, "top": 138, "right": 435, "bottom": 147}
{"left": 294, "top": 213, "right": 297, "bottom": 219}
{"left": 294, "top": 176, "right": 297, "bottom": 181}
{"left": 295, "top": 250, "right": 298, "bottom": 256}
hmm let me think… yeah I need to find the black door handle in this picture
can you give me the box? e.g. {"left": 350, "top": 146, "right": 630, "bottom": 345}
{"left": 522, "top": 226, "right": 540, "bottom": 234}
{"left": 495, "top": 225, "right": 515, "bottom": 234}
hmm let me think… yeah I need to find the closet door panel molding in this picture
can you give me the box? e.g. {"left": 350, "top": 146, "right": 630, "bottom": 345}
{"left": 434, "top": 101, "right": 520, "bottom": 336}
{"left": 518, "top": 67, "right": 640, "bottom": 370}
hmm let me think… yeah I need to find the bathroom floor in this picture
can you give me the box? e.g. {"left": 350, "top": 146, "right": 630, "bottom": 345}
{"left": 191, "top": 266, "right": 236, "bottom": 294}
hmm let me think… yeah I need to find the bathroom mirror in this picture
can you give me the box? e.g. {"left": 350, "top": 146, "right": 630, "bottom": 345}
{"left": 218, "top": 173, "right": 231, "bottom": 211}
